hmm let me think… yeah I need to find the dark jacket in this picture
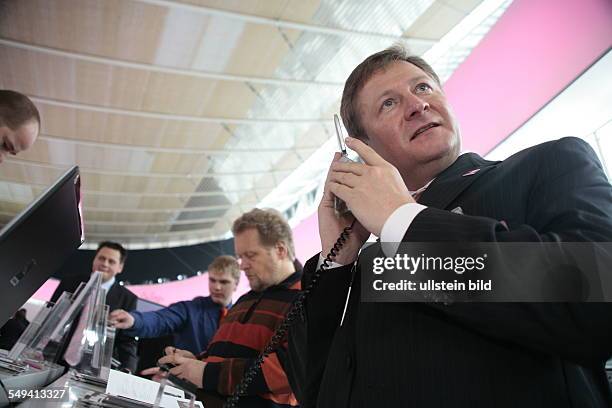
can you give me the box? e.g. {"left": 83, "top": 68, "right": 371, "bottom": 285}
{"left": 0, "top": 314, "right": 29, "bottom": 350}
{"left": 288, "top": 138, "right": 612, "bottom": 408}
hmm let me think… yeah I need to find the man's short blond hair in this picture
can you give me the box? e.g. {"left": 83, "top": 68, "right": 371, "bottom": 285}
{"left": 208, "top": 255, "right": 240, "bottom": 283}
{"left": 232, "top": 208, "right": 295, "bottom": 260}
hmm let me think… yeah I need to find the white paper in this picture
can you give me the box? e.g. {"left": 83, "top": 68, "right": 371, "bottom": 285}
{"left": 172, "top": 398, "right": 204, "bottom": 408}
{"left": 106, "top": 369, "right": 160, "bottom": 404}
{"left": 162, "top": 384, "right": 185, "bottom": 399}
{"left": 158, "top": 384, "right": 187, "bottom": 408}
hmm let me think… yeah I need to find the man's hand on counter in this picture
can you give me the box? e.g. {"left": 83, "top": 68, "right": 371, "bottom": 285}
{"left": 108, "top": 309, "right": 134, "bottom": 329}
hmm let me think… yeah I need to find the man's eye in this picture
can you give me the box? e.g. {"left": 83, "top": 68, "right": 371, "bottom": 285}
{"left": 242, "top": 253, "right": 255, "bottom": 260}
{"left": 415, "top": 83, "right": 433, "bottom": 93}
{"left": 381, "top": 99, "right": 395, "bottom": 110}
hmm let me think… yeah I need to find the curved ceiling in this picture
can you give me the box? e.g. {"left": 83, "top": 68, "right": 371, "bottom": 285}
{"left": 0, "top": 0, "right": 512, "bottom": 248}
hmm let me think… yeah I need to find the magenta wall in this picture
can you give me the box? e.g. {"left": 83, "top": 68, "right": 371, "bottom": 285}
{"left": 446, "top": 0, "right": 612, "bottom": 154}
{"left": 292, "top": 211, "right": 322, "bottom": 263}
{"left": 32, "top": 273, "right": 252, "bottom": 307}
{"left": 127, "top": 273, "right": 252, "bottom": 306}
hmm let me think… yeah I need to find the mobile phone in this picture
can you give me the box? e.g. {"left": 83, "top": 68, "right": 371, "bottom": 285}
{"left": 333, "top": 114, "right": 354, "bottom": 217}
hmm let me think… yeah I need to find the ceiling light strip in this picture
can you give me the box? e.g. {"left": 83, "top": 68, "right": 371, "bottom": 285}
{"left": 81, "top": 218, "right": 223, "bottom": 227}
{"left": 84, "top": 227, "right": 226, "bottom": 238}
{"left": 5, "top": 158, "right": 294, "bottom": 178}
{"left": 37, "top": 134, "right": 321, "bottom": 155}
{"left": 0, "top": 178, "right": 312, "bottom": 199}
{"left": 30, "top": 96, "right": 332, "bottom": 124}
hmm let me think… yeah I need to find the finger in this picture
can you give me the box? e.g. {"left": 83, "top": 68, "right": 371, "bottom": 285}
{"left": 328, "top": 181, "right": 352, "bottom": 201}
{"left": 169, "top": 365, "right": 183, "bottom": 377}
{"left": 164, "top": 346, "right": 176, "bottom": 356}
{"left": 173, "top": 355, "right": 189, "bottom": 365}
{"left": 158, "top": 355, "right": 176, "bottom": 365}
{"left": 322, "top": 152, "right": 342, "bottom": 203}
{"left": 346, "top": 137, "right": 387, "bottom": 166}
{"left": 108, "top": 310, "right": 122, "bottom": 318}
{"left": 331, "top": 160, "right": 366, "bottom": 175}
{"left": 329, "top": 171, "right": 359, "bottom": 188}
{"left": 140, "top": 367, "right": 160, "bottom": 376}
{"left": 325, "top": 153, "right": 342, "bottom": 183}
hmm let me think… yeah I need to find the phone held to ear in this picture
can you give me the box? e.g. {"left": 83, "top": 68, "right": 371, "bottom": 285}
{"left": 333, "top": 114, "right": 359, "bottom": 217}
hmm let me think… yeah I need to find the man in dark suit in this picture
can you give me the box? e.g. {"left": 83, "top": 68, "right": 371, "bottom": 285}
{"left": 52, "top": 241, "right": 138, "bottom": 372}
{"left": 0, "top": 309, "right": 29, "bottom": 350}
{"left": 287, "top": 46, "right": 612, "bottom": 407}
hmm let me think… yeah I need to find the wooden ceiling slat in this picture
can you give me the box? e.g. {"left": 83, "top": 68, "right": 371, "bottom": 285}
{"left": 38, "top": 104, "right": 230, "bottom": 149}
{"left": 0, "top": 0, "right": 168, "bottom": 63}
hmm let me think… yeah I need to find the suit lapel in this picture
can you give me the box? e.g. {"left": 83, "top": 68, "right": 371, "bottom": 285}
{"left": 105, "top": 283, "right": 119, "bottom": 310}
{"left": 418, "top": 153, "right": 499, "bottom": 210}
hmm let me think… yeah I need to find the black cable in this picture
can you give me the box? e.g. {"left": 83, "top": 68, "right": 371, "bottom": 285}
{"left": 223, "top": 219, "right": 356, "bottom": 408}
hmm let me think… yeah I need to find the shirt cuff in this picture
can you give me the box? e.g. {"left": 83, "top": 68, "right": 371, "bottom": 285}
{"left": 316, "top": 253, "right": 345, "bottom": 270}
{"left": 201, "top": 361, "right": 220, "bottom": 392}
{"left": 125, "top": 312, "right": 141, "bottom": 336}
{"left": 380, "top": 203, "right": 427, "bottom": 257}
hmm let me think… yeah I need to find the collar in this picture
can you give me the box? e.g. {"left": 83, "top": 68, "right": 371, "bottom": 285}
{"left": 417, "top": 152, "right": 499, "bottom": 209}
{"left": 253, "top": 268, "right": 303, "bottom": 294}
{"left": 409, "top": 178, "right": 435, "bottom": 197}
{"left": 100, "top": 276, "right": 115, "bottom": 292}
{"left": 205, "top": 295, "right": 233, "bottom": 309}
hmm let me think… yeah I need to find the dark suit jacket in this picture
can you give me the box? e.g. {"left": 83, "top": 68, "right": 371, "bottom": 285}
{"left": 287, "top": 137, "right": 612, "bottom": 408}
{"left": 51, "top": 275, "right": 139, "bottom": 372}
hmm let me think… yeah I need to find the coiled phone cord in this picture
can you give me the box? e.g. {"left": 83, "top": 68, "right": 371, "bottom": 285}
{"left": 223, "top": 219, "right": 356, "bottom": 408}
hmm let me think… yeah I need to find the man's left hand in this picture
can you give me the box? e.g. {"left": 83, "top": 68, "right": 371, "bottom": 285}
{"left": 328, "top": 137, "right": 414, "bottom": 236}
{"left": 158, "top": 354, "right": 206, "bottom": 388}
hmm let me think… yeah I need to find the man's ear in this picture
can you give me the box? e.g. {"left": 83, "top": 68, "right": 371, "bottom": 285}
{"left": 275, "top": 242, "right": 288, "bottom": 259}
{"left": 116, "top": 262, "right": 125, "bottom": 274}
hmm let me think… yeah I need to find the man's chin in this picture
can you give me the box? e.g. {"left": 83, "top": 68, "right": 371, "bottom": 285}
{"left": 99, "top": 273, "right": 112, "bottom": 282}
{"left": 211, "top": 296, "right": 224, "bottom": 305}
{"left": 248, "top": 281, "right": 263, "bottom": 292}
{"left": 412, "top": 137, "right": 459, "bottom": 165}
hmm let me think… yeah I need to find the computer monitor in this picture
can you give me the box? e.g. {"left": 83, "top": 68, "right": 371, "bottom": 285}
{"left": 0, "top": 166, "right": 84, "bottom": 326}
